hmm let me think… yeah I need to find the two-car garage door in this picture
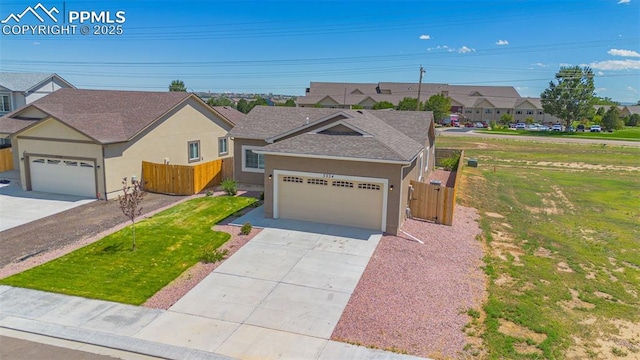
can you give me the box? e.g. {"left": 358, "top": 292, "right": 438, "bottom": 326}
{"left": 275, "top": 171, "right": 387, "bottom": 231}
{"left": 30, "top": 157, "right": 97, "bottom": 198}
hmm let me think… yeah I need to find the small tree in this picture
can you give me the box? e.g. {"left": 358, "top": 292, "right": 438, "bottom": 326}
{"left": 524, "top": 116, "right": 535, "bottom": 125}
{"left": 540, "top": 66, "right": 595, "bottom": 129}
{"left": 396, "top": 97, "right": 420, "bottom": 111}
{"left": 118, "top": 177, "right": 146, "bottom": 251}
{"left": 236, "top": 99, "right": 251, "bottom": 113}
{"left": 626, "top": 113, "right": 639, "bottom": 127}
{"left": 207, "top": 96, "right": 235, "bottom": 107}
{"left": 373, "top": 101, "right": 395, "bottom": 110}
{"left": 500, "top": 113, "right": 514, "bottom": 125}
{"left": 601, "top": 106, "right": 624, "bottom": 131}
{"left": 423, "top": 94, "right": 451, "bottom": 122}
{"left": 169, "top": 79, "right": 187, "bottom": 92}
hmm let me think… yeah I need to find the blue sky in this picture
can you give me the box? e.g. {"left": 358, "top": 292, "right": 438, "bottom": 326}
{"left": 1, "top": 0, "right": 639, "bottom": 102}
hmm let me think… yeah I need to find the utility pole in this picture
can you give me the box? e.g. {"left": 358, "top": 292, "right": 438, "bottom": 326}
{"left": 416, "top": 66, "right": 425, "bottom": 111}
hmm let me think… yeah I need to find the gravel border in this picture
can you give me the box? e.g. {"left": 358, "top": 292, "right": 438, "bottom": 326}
{"left": 331, "top": 205, "right": 486, "bottom": 359}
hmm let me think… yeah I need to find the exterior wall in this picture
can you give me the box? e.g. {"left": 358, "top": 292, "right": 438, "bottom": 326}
{"left": 263, "top": 155, "right": 406, "bottom": 235}
{"left": 14, "top": 118, "right": 104, "bottom": 197}
{"left": 103, "top": 98, "right": 233, "bottom": 198}
{"left": 357, "top": 97, "right": 377, "bottom": 109}
{"left": 232, "top": 138, "right": 268, "bottom": 185}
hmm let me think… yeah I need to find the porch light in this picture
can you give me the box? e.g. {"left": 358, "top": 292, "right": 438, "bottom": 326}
{"left": 390, "top": 185, "right": 394, "bottom": 191}
{"left": 268, "top": 174, "right": 272, "bottom": 180}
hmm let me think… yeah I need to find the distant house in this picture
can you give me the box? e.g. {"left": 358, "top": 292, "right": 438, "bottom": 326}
{"left": 0, "top": 89, "right": 237, "bottom": 199}
{"left": 297, "top": 81, "right": 561, "bottom": 124}
{"left": 228, "top": 106, "right": 435, "bottom": 235}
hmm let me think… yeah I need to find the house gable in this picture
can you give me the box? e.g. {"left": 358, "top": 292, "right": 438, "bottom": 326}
{"left": 515, "top": 99, "right": 536, "bottom": 109}
{"left": 318, "top": 96, "right": 340, "bottom": 106}
{"left": 17, "top": 117, "right": 95, "bottom": 142}
{"left": 267, "top": 112, "right": 351, "bottom": 143}
{"left": 317, "top": 123, "right": 364, "bottom": 136}
{"left": 358, "top": 96, "right": 377, "bottom": 108}
{"left": 350, "top": 89, "right": 364, "bottom": 95}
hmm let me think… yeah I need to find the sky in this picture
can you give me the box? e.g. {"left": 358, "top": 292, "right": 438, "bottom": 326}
{"left": 1, "top": 0, "right": 639, "bottom": 103}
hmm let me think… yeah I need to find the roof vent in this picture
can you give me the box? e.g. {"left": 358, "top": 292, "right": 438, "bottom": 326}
{"left": 305, "top": 116, "right": 309, "bottom": 124}
{"left": 356, "top": 110, "right": 363, "bottom": 114}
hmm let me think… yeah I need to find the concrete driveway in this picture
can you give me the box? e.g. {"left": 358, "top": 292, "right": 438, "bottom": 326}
{"left": 0, "top": 171, "right": 95, "bottom": 232}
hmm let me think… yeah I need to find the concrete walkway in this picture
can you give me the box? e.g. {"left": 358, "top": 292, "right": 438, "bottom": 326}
{"left": 0, "top": 209, "right": 429, "bottom": 360}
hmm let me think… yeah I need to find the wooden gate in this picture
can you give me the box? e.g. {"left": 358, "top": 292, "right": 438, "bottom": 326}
{"left": 0, "top": 147, "right": 13, "bottom": 172}
{"left": 409, "top": 180, "right": 455, "bottom": 224}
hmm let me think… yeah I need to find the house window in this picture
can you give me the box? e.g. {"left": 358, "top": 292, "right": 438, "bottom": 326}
{"left": 476, "top": 110, "right": 480, "bottom": 114}
{"left": 242, "top": 145, "right": 264, "bottom": 173}
{"left": 538, "top": 111, "right": 544, "bottom": 115}
{"left": 0, "top": 94, "right": 10, "bottom": 112}
{"left": 484, "top": 109, "right": 493, "bottom": 114}
{"left": 516, "top": 110, "right": 523, "bottom": 115}
{"left": 307, "top": 178, "right": 327, "bottom": 185}
{"left": 358, "top": 183, "right": 380, "bottom": 190}
{"left": 496, "top": 110, "right": 501, "bottom": 114}
{"left": 188, "top": 140, "right": 200, "bottom": 163}
{"left": 465, "top": 109, "right": 472, "bottom": 114}
{"left": 218, "top": 137, "right": 228, "bottom": 156}
{"left": 526, "top": 110, "right": 534, "bottom": 115}
{"left": 332, "top": 180, "right": 353, "bottom": 188}
{"left": 283, "top": 176, "right": 303, "bottom": 183}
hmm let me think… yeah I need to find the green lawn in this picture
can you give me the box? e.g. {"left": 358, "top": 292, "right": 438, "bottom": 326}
{"left": 478, "top": 126, "right": 640, "bottom": 141}
{"left": 0, "top": 196, "right": 256, "bottom": 305}
{"left": 437, "top": 137, "right": 640, "bottom": 359}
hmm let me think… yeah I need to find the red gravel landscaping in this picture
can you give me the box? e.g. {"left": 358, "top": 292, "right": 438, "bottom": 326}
{"left": 331, "top": 205, "right": 485, "bottom": 359}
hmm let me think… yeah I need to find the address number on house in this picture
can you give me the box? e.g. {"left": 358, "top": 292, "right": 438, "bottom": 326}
{"left": 322, "top": 174, "right": 335, "bottom": 178}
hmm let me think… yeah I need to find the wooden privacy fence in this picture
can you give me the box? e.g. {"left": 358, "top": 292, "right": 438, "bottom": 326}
{"left": 0, "top": 147, "right": 14, "bottom": 173}
{"left": 142, "top": 158, "right": 232, "bottom": 195}
{"left": 409, "top": 149, "right": 464, "bottom": 225}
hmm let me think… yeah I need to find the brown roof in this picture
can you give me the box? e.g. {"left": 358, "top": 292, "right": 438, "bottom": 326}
{"left": 211, "top": 106, "right": 244, "bottom": 125}
{"left": 0, "top": 89, "right": 228, "bottom": 143}
{"left": 232, "top": 106, "right": 432, "bottom": 163}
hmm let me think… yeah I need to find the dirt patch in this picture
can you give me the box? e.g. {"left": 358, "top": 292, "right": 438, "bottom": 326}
{"left": 514, "top": 342, "right": 543, "bottom": 355}
{"left": 498, "top": 319, "right": 547, "bottom": 344}
{"left": 534, "top": 161, "right": 640, "bottom": 172}
{"left": 558, "top": 288, "right": 595, "bottom": 310}
{"left": 485, "top": 212, "right": 504, "bottom": 218}
{"left": 495, "top": 274, "right": 513, "bottom": 286}
{"left": 557, "top": 262, "right": 574, "bottom": 273}
{"left": 534, "top": 247, "right": 553, "bottom": 258}
{"left": 594, "top": 291, "right": 615, "bottom": 301}
{"left": 587, "top": 319, "right": 640, "bottom": 359}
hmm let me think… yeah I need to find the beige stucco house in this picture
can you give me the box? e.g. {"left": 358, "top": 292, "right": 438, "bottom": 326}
{"left": 0, "top": 89, "right": 237, "bottom": 199}
{"left": 228, "top": 106, "right": 436, "bottom": 235}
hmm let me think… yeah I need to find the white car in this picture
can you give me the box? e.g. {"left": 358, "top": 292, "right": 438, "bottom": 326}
{"left": 590, "top": 125, "right": 602, "bottom": 132}
{"left": 552, "top": 124, "right": 563, "bottom": 131}
{"left": 474, "top": 122, "right": 485, "bottom": 128}
{"left": 515, "top": 123, "right": 526, "bottom": 130}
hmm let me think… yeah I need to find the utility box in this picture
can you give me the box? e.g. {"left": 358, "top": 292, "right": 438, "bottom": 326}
{"left": 468, "top": 158, "right": 478, "bottom": 167}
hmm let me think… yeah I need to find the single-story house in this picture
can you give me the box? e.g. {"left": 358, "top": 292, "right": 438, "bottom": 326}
{"left": 228, "top": 106, "right": 436, "bottom": 235}
{"left": 0, "top": 89, "right": 238, "bottom": 199}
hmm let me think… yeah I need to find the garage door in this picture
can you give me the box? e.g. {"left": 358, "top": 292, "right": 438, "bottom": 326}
{"left": 276, "top": 172, "right": 386, "bottom": 231}
{"left": 30, "top": 157, "right": 97, "bottom": 198}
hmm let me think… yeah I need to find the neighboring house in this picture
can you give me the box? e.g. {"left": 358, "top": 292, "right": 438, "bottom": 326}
{"left": 0, "top": 72, "right": 74, "bottom": 145}
{"left": 0, "top": 89, "right": 237, "bottom": 199}
{"left": 297, "top": 81, "right": 561, "bottom": 124}
{"left": 228, "top": 106, "right": 436, "bottom": 235}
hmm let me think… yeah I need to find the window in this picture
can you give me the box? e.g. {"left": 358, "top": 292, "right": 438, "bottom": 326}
{"left": 307, "top": 178, "right": 327, "bottom": 185}
{"left": 496, "top": 110, "right": 501, "bottom": 114}
{"left": 516, "top": 110, "right": 523, "bottom": 115}
{"left": 538, "top": 111, "right": 544, "bottom": 115}
{"left": 358, "top": 183, "right": 380, "bottom": 190}
{"left": 0, "top": 94, "right": 10, "bottom": 112}
{"left": 465, "top": 109, "right": 472, "bottom": 114}
{"left": 242, "top": 146, "right": 264, "bottom": 172}
{"left": 283, "top": 176, "right": 303, "bottom": 183}
{"left": 526, "top": 110, "right": 534, "bottom": 115}
{"left": 218, "top": 137, "right": 228, "bottom": 156}
{"left": 332, "top": 180, "right": 353, "bottom": 188}
{"left": 188, "top": 140, "right": 200, "bottom": 163}
{"left": 484, "top": 109, "right": 493, "bottom": 114}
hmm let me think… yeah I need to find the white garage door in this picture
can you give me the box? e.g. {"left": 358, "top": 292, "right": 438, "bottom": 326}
{"left": 276, "top": 171, "right": 386, "bottom": 231}
{"left": 30, "top": 157, "right": 97, "bottom": 198}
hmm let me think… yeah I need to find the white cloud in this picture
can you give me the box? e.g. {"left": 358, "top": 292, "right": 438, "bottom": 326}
{"left": 608, "top": 48, "right": 640, "bottom": 57}
{"left": 596, "top": 87, "right": 608, "bottom": 93}
{"left": 532, "top": 62, "right": 547, "bottom": 68}
{"left": 597, "top": 71, "right": 605, "bottom": 76}
{"left": 588, "top": 59, "right": 640, "bottom": 70}
{"left": 559, "top": 63, "right": 573, "bottom": 67}
{"left": 458, "top": 46, "right": 475, "bottom": 53}
{"left": 617, "top": 0, "right": 630, "bottom": 4}
{"left": 496, "top": 39, "right": 509, "bottom": 46}
{"left": 627, "top": 86, "right": 638, "bottom": 93}
{"left": 419, "top": 34, "right": 431, "bottom": 40}
{"left": 436, "top": 45, "right": 449, "bottom": 49}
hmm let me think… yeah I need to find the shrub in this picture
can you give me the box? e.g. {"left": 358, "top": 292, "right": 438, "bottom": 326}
{"left": 440, "top": 152, "right": 461, "bottom": 171}
{"left": 241, "top": 222, "right": 252, "bottom": 235}
{"left": 205, "top": 190, "right": 214, "bottom": 196}
{"left": 200, "top": 247, "right": 228, "bottom": 264}
{"left": 221, "top": 178, "right": 237, "bottom": 196}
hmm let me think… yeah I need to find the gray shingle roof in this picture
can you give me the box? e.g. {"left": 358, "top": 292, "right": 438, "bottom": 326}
{"left": 212, "top": 106, "right": 244, "bottom": 125}
{"left": 0, "top": 89, "right": 202, "bottom": 143}
{"left": 0, "top": 72, "right": 69, "bottom": 92}
{"left": 233, "top": 106, "right": 431, "bottom": 162}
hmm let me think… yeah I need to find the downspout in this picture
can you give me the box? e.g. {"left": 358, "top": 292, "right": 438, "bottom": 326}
{"left": 400, "top": 152, "right": 425, "bottom": 245}
{"left": 101, "top": 145, "right": 108, "bottom": 200}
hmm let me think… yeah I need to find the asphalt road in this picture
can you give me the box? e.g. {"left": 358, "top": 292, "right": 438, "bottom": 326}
{"left": 0, "top": 336, "right": 122, "bottom": 360}
{"left": 438, "top": 128, "right": 640, "bottom": 147}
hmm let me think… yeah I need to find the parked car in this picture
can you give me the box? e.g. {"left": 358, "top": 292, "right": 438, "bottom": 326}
{"left": 509, "top": 123, "right": 517, "bottom": 129}
{"left": 577, "top": 124, "right": 585, "bottom": 132}
{"left": 552, "top": 124, "right": 563, "bottom": 131}
{"left": 590, "top": 125, "right": 602, "bottom": 132}
{"left": 515, "top": 123, "right": 526, "bottom": 130}
{"left": 474, "top": 122, "right": 485, "bottom": 128}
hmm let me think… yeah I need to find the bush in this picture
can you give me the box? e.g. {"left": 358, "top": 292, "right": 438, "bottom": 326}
{"left": 200, "top": 246, "right": 228, "bottom": 264}
{"left": 205, "top": 190, "right": 214, "bottom": 196}
{"left": 221, "top": 178, "right": 237, "bottom": 196}
{"left": 440, "top": 152, "right": 461, "bottom": 171}
{"left": 241, "top": 222, "right": 252, "bottom": 235}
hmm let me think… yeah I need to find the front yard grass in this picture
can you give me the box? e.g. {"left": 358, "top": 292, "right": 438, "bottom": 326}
{"left": 437, "top": 136, "right": 640, "bottom": 358}
{"left": 0, "top": 195, "right": 256, "bottom": 305}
